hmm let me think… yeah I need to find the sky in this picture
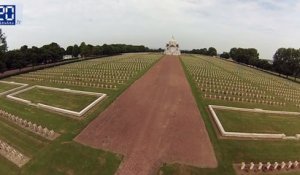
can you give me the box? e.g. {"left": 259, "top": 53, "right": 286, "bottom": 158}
{"left": 2, "top": 0, "right": 300, "bottom": 60}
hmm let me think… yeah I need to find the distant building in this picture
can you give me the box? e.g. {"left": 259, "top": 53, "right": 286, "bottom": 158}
{"left": 63, "top": 55, "right": 73, "bottom": 60}
{"left": 164, "top": 36, "right": 181, "bottom": 56}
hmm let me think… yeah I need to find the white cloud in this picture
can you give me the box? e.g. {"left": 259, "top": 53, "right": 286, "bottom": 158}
{"left": 1, "top": 0, "right": 300, "bottom": 59}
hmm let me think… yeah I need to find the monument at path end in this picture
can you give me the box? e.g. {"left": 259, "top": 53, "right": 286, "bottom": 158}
{"left": 164, "top": 36, "right": 181, "bottom": 56}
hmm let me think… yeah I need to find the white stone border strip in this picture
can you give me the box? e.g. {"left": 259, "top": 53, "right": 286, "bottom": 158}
{"left": 208, "top": 105, "right": 300, "bottom": 140}
{"left": 0, "top": 81, "right": 28, "bottom": 96}
{"left": 7, "top": 85, "right": 107, "bottom": 117}
{"left": 211, "top": 105, "right": 300, "bottom": 116}
{"left": 0, "top": 139, "right": 30, "bottom": 167}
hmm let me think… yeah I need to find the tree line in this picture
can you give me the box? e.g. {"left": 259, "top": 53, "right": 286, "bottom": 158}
{"left": 182, "top": 47, "right": 217, "bottom": 56}
{"left": 0, "top": 29, "right": 150, "bottom": 73}
{"left": 220, "top": 48, "right": 300, "bottom": 79}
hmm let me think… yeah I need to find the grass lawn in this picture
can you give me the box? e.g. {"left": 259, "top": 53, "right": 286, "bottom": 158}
{"left": 15, "top": 87, "right": 99, "bottom": 112}
{"left": 0, "top": 82, "right": 20, "bottom": 93}
{"left": 0, "top": 156, "right": 19, "bottom": 175}
{"left": 216, "top": 109, "right": 300, "bottom": 136}
{"left": 24, "top": 142, "right": 122, "bottom": 175}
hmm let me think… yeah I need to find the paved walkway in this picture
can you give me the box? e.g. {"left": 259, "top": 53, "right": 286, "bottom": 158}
{"left": 75, "top": 55, "right": 217, "bottom": 175}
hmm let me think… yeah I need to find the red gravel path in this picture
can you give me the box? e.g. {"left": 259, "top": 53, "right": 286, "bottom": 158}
{"left": 75, "top": 56, "right": 217, "bottom": 175}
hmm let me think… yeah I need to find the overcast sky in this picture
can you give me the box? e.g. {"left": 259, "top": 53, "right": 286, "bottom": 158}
{"left": 2, "top": 0, "right": 300, "bottom": 59}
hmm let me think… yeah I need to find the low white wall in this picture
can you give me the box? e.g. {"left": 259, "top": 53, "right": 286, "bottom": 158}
{"left": 6, "top": 85, "right": 107, "bottom": 118}
{"left": 6, "top": 86, "right": 36, "bottom": 105}
{"left": 211, "top": 105, "right": 300, "bottom": 115}
{"left": 35, "top": 85, "right": 104, "bottom": 97}
{"left": 0, "top": 81, "right": 28, "bottom": 96}
{"left": 208, "top": 105, "right": 289, "bottom": 140}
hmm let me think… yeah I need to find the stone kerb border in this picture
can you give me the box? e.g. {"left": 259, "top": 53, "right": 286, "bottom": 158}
{"left": 208, "top": 105, "right": 300, "bottom": 140}
{"left": 0, "top": 81, "right": 28, "bottom": 96}
{"left": 7, "top": 85, "right": 107, "bottom": 118}
{"left": 0, "top": 139, "right": 30, "bottom": 167}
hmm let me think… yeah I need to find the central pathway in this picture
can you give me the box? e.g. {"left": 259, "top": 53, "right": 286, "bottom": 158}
{"left": 75, "top": 56, "right": 217, "bottom": 175}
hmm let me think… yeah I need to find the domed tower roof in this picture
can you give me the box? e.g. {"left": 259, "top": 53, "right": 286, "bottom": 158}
{"left": 168, "top": 36, "right": 178, "bottom": 46}
{"left": 171, "top": 35, "right": 176, "bottom": 42}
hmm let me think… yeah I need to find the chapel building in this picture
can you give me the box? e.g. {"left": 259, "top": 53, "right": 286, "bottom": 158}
{"left": 164, "top": 36, "right": 181, "bottom": 56}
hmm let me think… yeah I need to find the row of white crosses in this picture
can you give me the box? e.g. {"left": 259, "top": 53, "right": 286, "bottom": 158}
{"left": 240, "top": 161, "right": 299, "bottom": 172}
{"left": 56, "top": 77, "right": 126, "bottom": 83}
{"left": 14, "top": 77, "right": 43, "bottom": 82}
{"left": 21, "top": 69, "right": 134, "bottom": 80}
{"left": 24, "top": 71, "right": 134, "bottom": 78}
{"left": 67, "top": 73, "right": 135, "bottom": 79}
{"left": 0, "top": 110, "right": 57, "bottom": 140}
{"left": 36, "top": 69, "right": 137, "bottom": 76}
{"left": 195, "top": 77, "right": 257, "bottom": 88}
{"left": 195, "top": 77, "right": 260, "bottom": 89}
{"left": 31, "top": 68, "right": 136, "bottom": 78}
{"left": 19, "top": 73, "right": 131, "bottom": 84}
{"left": 49, "top": 80, "right": 118, "bottom": 89}
{"left": 203, "top": 94, "right": 285, "bottom": 106}
{"left": 0, "top": 139, "right": 29, "bottom": 167}
{"left": 70, "top": 63, "right": 148, "bottom": 71}
{"left": 11, "top": 54, "right": 159, "bottom": 90}
{"left": 183, "top": 56, "right": 299, "bottom": 109}
{"left": 200, "top": 86, "right": 266, "bottom": 95}
{"left": 202, "top": 89, "right": 273, "bottom": 100}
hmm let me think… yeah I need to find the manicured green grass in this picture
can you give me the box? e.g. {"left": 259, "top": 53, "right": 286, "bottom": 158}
{"left": 0, "top": 156, "right": 19, "bottom": 175}
{"left": 159, "top": 55, "right": 300, "bottom": 175}
{"left": 0, "top": 54, "right": 163, "bottom": 175}
{"left": 216, "top": 109, "right": 300, "bottom": 136}
{"left": 15, "top": 87, "right": 99, "bottom": 112}
{"left": 0, "top": 82, "right": 19, "bottom": 93}
{"left": 23, "top": 142, "right": 122, "bottom": 175}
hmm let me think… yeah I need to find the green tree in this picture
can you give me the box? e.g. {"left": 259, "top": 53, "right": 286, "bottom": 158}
{"left": 207, "top": 47, "right": 217, "bottom": 56}
{"left": 65, "top": 46, "right": 74, "bottom": 55}
{"left": 0, "top": 29, "right": 7, "bottom": 73}
{"left": 199, "top": 48, "right": 208, "bottom": 55}
{"left": 273, "top": 48, "right": 300, "bottom": 79}
{"left": 102, "top": 44, "right": 114, "bottom": 55}
{"left": 92, "top": 45, "right": 103, "bottom": 55}
{"left": 0, "top": 60, "right": 5, "bottom": 73}
{"left": 79, "top": 42, "right": 88, "bottom": 57}
{"left": 0, "top": 29, "right": 7, "bottom": 54}
{"left": 72, "top": 44, "right": 80, "bottom": 57}
{"left": 79, "top": 42, "right": 94, "bottom": 57}
{"left": 220, "top": 52, "right": 230, "bottom": 59}
{"left": 41, "top": 42, "right": 65, "bottom": 62}
{"left": 229, "top": 48, "right": 237, "bottom": 59}
{"left": 229, "top": 48, "right": 259, "bottom": 64}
